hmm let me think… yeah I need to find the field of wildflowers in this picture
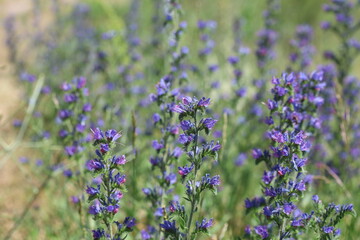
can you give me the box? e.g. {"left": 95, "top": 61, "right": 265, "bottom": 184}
{"left": 1, "top": 0, "right": 359, "bottom": 239}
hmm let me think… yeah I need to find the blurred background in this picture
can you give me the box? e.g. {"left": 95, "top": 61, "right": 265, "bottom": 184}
{"left": 1, "top": 0, "right": 359, "bottom": 239}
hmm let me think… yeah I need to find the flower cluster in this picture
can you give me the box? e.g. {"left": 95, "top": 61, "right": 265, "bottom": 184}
{"left": 227, "top": 19, "right": 250, "bottom": 101}
{"left": 255, "top": 0, "right": 279, "bottom": 71}
{"left": 197, "top": 20, "right": 217, "bottom": 59}
{"left": 289, "top": 25, "right": 315, "bottom": 71}
{"left": 86, "top": 128, "right": 135, "bottom": 239}
{"left": 317, "top": 0, "right": 360, "bottom": 176}
{"left": 158, "top": 96, "right": 220, "bottom": 239}
{"left": 286, "top": 195, "right": 356, "bottom": 239}
{"left": 57, "top": 77, "right": 92, "bottom": 159}
{"left": 55, "top": 76, "right": 93, "bottom": 188}
{"left": 141, "top": 8, "right": 189, "bottom": 239}
{"left": 322, "top": 0, "right": 360, "bottom": 83}
{"left": 246, "top": 71, "right": 327, "bottom": 239}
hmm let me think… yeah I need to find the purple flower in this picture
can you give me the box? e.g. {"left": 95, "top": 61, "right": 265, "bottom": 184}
{"left": 89, "top": 203, "right": 102, "bottom": 215}
{"left": 322, "top": 226, "right": 334, "bottom": 234}
{"left": 160, "top": 220, "right": 177, "bottom": 233}
{"left": 141, "top": 230, "right": 151, "bottom": 239}
{"left": 235, "top": 87, "right": 247, "bottom": 97}
{"left": 228, "top": 56, "right": 239, "bottom": 65}
{"left": 202, "top": 118, "right": 217, "bottom": 130}
{"left": 312, "top": 195, "right": 320, "bottom": 203}
{"left": 64, "top": 93, "right": 77, "bottom": 103}
{"left": 283, "top": 202, "right": 297, "bottom": 215}
{"left": 180, "top": 120, "right": 193, "bottom": 131}
{"left": 254, "top": 225, "right": 268, "bottom": 239}
{"left": 292, "top": 155, "right": 306, "bottom": 170}
{"left": 149, "top": 156, "right": 161, "bottom": 166}
{"left": 234, "top": 153, "right": 247, "bottom": 166}
{"left": 91, "top": 128, "right": 104, "bottom": 140}
{"left": 207, "top": 174, "right": 220, "bottom": 186}
{"left": 154, "top": 207, "right": 163, "bottom": 217}
{"left": 59, "top": 109, "right": 73, "bottom": 120}
{"left": 211, "top": 142, "right": 221, "bottom": 152}
{"left": 172, "top": 147, "right": 183, "bottom": 158}
{"left": 92, "top": 228, "right": 105, "bottom": 239}
{"left": 87, "top": 159, "right": 105, "bottom": 171}
{"left": 83, "top": 103, "right": 92, "bottom": 112}
{"left": 178, "top": 134, "right": 193, "bottom": 144}
{"left": 245, "top": 197, "right": 266, "bottom": 209}
{"left": 197, "top": 97, "right": 211, "bottom": 107}
{"left": 172, "top": 104, "right": 186, "bottom": 113}
{"left": 178, "top": 164, "right": 194, "bottom": 177}
{"left": 152, "top": 113, "right": 161, "bottom": 123}
{"left": 63, "top": 169, "right": 73, "bottom": 178}
{"left": 61, "top": 82, "right": 72, "bottom": 91}
{"left": 294, "top": 180, "right": 306, "bottom": 191}
{"left": 263, "top": 206, "right": 273, "bottom": 217}
{"left": 112, "top": 155, "right": 126, "bottom": 165}
{"left": 165, "top": 172, "right": 177, "bottom": 185}
{"left": 152, "top": 140, "right": 164, "bottom": 150}
{"left": 262, "top": 171, "right": 274, "bottom": 184}
{"left": 105, "top": 129, "right": 122, "bottom": 142}
{"left": 86, "top": 185, "right": 100, "bottom": 195}
{"left": 114, "top": 173, "right": 126, "bottom": 185}
{"left": 269, "top": 130, "right": 286, "bottom": 143}
{"left": 20, "top": 72, "right": 36, "bottom": 82}
{"left": 19, "top": 157, "right": 29, "bottom": 164}
{"left": 142, "top": 188, "right": 151, "bottom": 196}
{"left": 196, "top": 218, "right": 214, "bottom": 231}
{"left": 291, "top": 219, "right": 302, "bottom": 227}
{"left": 74, "top": 76, "right": 86, "bottom": 89}
{"left": 106, "top": 205, "right": 119, "bottom": 213}
{"left": 100, "top": 144, "right": 109, "bottom": 154}
{"left": 245, "top": 225, "right": 251, "bottom": 235}
{"left": 264, "top": 187, "right": 278, "bottom": 197}
{"left": 252, "top": 148, "right": 263, "bottom": 159}
{"left": 118, "top": 217, "right": 136, "bottom": 230}
{"left": 65, "top": 145, "right": 77, "bottom": 156}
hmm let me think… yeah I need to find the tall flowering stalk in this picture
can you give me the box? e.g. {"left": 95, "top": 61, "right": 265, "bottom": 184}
{"left": 56, "top": 76, "right": 92, "bottom": 235}
{"left": 322, "top": 0, "right": 360, "bottom": 84}
{"left": 247, "top": 72, "right": 324, "bottom": 238}
{"left": 87, "top": 128, "right": 136, "bottom": 239}
{"left": 318, "top": 0, "right": 360, "bottom": 176}
{"left": 57, "top": 77, "right": 92, "bottom": 167}
{"left": 252, "top": 0, "right": 280, "bottom": 118}
{"left": 255, "top": 0, "right": 279, "bottom": 74}
{"left": 142, "top": 78, "right": 181, "bottom": 238}
{"left": 158, "top": 96, "right": 220, "bottom": 239}
{"left": 197, "top": 20, "right": 217, "bottom": 61}
{"left": 141, "top": 3, "right": 189, "bottom": 237}
{"left": 289, "top": 25, "right": 315, "bottom": 72}
{"left": 227, "top": 18, "right": 250, "bottom": 105}
{"left": 244, "top": 71, "right": 354, "bottom": 239}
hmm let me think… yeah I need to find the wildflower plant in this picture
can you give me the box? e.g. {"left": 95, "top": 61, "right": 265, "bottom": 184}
{"left": 53, "top": 76, "right": 93, "bottom": 235}
{"left": 141, "top": 3, "right": 189, "bottom": 238}
{"left": 142, "top": 77, "right": 182, "bottom": 238}
{"left": 317, "top": 0, "right": 360, "bottom": 176}
{"left": 255, "top": 0, "right": 280, "bottom": 73}
{"left": 322, "top": 0, "right": 360, "bottom": 83}
{"left": 246, "top": 72, "right": 323, "bottom": 238}
{"left": 245, "top": 71, "right": 354, "bottom": 239}
{"left": 289, "top": 25, "right": 315, "bottom": 72}
{"left": 158, "top": 96, "right": 220, "bottom": 239}
{"left": 87, "top": 128, "right": 136, "bottom": 239}
{"left": 57, "top": 76, "right": 92, "bottom": 174}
